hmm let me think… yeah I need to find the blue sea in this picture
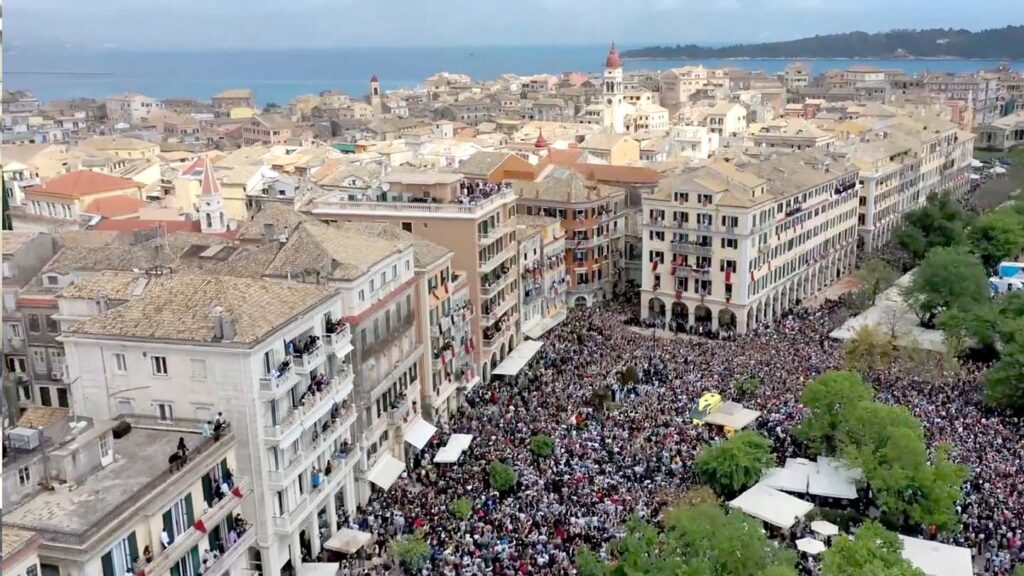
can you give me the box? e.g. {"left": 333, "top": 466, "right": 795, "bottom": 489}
{"left": 5, "top": 45, "right": 1021, "bottom": 106}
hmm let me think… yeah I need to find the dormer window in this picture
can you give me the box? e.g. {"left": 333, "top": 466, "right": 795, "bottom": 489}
{"left": 45, "top": 275, "right": 60, "bottom": 287}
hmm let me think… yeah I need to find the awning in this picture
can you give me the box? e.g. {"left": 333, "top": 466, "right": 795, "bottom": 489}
{"left": 810, "top": 520, "right": 840, "bottom": 537}
{"left": 523, "top": 309, "right": 567, "bottom": 340}
{"left": 729, "top": 484, "right": 814, "bottom": 530}
{"left": 433, "top": 433, "right": 474, "bottom": 464}
{"left": 492, "top": 340, "right": 545, "bottom": 377}
{"left": 404, "top": 416, "right": 437, "bottom": 450}
{"left": 323, "top": 529, "right": 373, "bottom": 555}
{"left": 702, "top": 401, "right": 761, "bottom": 430}
{"left": 367, "top": 454, "right": 405, "bottom": 491}
{"left": 899, "top": 536, "right": 973, "bottom": 576}
{"left": 796, "top": 537, "right": 827, "bottom": 555}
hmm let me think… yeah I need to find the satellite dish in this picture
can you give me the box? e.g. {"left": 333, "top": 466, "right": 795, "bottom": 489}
{"left": 381, "top": 182, "right": 391, "bottom": 192}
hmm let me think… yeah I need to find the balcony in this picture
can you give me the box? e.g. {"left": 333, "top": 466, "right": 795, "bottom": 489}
{"left": 267, "top": 452, "right": 305, "bottom": 487}
{"left": 263, "top": 377, "right": 344, "bottom": 444}
{"left": 362, "top": 313, "right": 415, "bottom": 358}
{"left": 324, "top": 323, "right": 353, "bottom": 358}
{"left": 671, "top": 242, "right": 713, "bottom": 257}
{"left": 480, "top": 266, "right": 516, "bottom": 299}
{"left": 134, "top": 477, "right": 251, "bottom": 576}
{"left": 478, "top": 221, "right": 514, "bottom": 244}
{"left": 480, "top": 243, "right": 516, "bottom": 274}
{"left": 482, "top": 313, "right": 517, "bottom": 348}
{"left": 565, "top": 237, "right": 594, "bottom": 250}
{"left": 271, "top": 448, "right": 360, "bottom": 535}
{"left": 293, "top": 342, "right": 326, "bottom": 374}
{"left": 481, "top": 294, "right": 515, "bottom": 325}
{"left": 310, "top": 187, "right": 516, "bottom": 218}
{"left": 259, "top": 363, "right": 300, "bottom": 400}
{"left": 195, "top": 527, "right": 255, "bottom": 576}
{"left": 388, "top": 400, "right": 412, "bottom": 426}
{"left": 675, "top": 266, "right": 712, "bottom": 280}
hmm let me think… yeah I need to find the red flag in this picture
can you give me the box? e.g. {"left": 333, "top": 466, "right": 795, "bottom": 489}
{"left": 725, "top": 269, "right": 732, "bottom": 283}
{"left": 652, "top": 260, "right": 659, "bottom": 272}
{"left": 232, "top": 485, "right": 244, "bottom": 498}
{"left": 195, "top": 519, "right": 208, "bottom": 533}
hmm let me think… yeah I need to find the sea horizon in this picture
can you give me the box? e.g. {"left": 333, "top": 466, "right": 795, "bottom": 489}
{"left": 5, "top": 44, "right": 1021, "bottom": 107}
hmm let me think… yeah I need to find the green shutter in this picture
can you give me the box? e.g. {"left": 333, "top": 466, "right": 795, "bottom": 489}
{"left": 170, "top": 563, "right": 181, "bottom": 576}
{"left": 163, "top": 509, "right": 174, "bottom": 543}
{"left": 184, "top": 493, "right": 195, "bottom": 526}
{"left": 127, "top": 532, "right": 139, "bottom": 567}
{"left": 202, "top": 474, "right": 214, "bottom": 506}
{"left": 101, "top": 551, "right": 115, "bottom": 576}
{"left": 190, "top": 546, "right": 201, "bottom": 574}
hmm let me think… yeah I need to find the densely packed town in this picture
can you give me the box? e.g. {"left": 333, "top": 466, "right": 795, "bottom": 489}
{"left": 2, "top": 45, "right": 1023, "bottom": 576}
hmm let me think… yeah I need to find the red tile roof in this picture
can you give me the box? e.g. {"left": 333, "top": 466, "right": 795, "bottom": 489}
{"left": 573, "top": 163, "right": 662, "bottom": 185}
{"left": 27, "top": 170, "right": 141, "bottom": 199}
{"left": 93, "top": 219, "right": 201, "bottom": 233}
{"left": 84, "top": 195, "right": 145, "bottom": 219}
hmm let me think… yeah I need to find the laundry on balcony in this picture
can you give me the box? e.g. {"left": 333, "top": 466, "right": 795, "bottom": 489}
{"left": 404, "top": 416, "right": 438, "bottom": 450}
{"left": 367, "top": 453, "right": 405, "bottom": 491}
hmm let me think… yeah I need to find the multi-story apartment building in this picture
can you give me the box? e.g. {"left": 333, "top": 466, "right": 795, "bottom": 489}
{"left": 2, "top": 232, "right": 58, "bottom": 421}
{"left": 212, "top": 89, "right": 256, "bottom": 111}
{"left": 61, "top": 275, "right": 356, "bottom": 575}
{"left": 242, "top": 114, "right": 298, "bottom": 146}
{"left": 749, "top": 118, "right": 836, "bottom": 150}
{"left": 305, "top": 168, "right": 521, "bottom": 383}
{"left": 517, "top": 215, "right": 568, "bottom": 339}
{"left": 104, "top": 93, "right": 163, "bottom": 126}
{"left": 921, "top": 73, "right": 1002, "bottom": 126}
{"left": 641, "top": 152, "right": 860, "bottom": 334}
{"left": 3, "top": 407, "right": 250, "bottom": 576}
{"left": 515, "top": 167, "right": 626, "bottom": 307}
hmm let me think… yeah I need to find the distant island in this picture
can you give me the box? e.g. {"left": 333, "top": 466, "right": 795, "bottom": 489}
{"left": 623, "top": 26, "right": 1024, "bottom": 61}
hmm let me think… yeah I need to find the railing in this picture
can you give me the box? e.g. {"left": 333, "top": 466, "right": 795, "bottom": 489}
{"left": 571, "top": 283, "right": 603, "bottom": 295}
{"left": 260, "top": 364, "right": 298, "bottom": 397}
{"left": 675, "top": 267, "right": 713, "bottom": 280}
{"left": 388, "top": 401, "right": 412, "bottom": 425}
{"left": 482, "top": 316, "right": 517, "bottom": 348}
{"left": 134, "top": 477, "right": 251, "bottom": 576}
{"left": 268, "top": 454, "right": 305, "bottom": 485}
{"left": 196, "top": 528, "right": 255, "bottom": 575}
{"left": 478, "top": 221, "right": 513, "bottom": 243}
{"left": 480, "top": 267, "right": 515, "bottom": 299}
{"left": 479, "top": 244, "right": 516, "bottom": 274}
{"left": 362, "top": 313, "right": 415, "bottom": 358}
{"left": 481, "top": 294, "right": 516, "bottom": 324}
{"left": 323, "top": 323, "right": 352, "bottom": 352}
{"left": 293, "top": 342, "right": 326, "bottom": 373}
{"left": 565, "top": 237, "right": 594, "bottom": 250}
{"left": 263, "top": 378, "right": 342, "bottom": 442}
{"left": 312, "top": 188, "right": 516, "bottom": 217}
{"left": 271, "top": 448, "right": 359, "bottom": 534}
{"left": 522, "top": 291, "right": 543, "bottom": 306}
{"left": 671, "top": 242, "right": 713, "bottom": 256}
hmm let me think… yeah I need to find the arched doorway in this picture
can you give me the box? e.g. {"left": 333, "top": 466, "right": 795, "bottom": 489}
{"left": 499, "top": 342, "right": 508, "bottom": 361}
{"left": 718, "top": 308, "right": 737, "bottom": 332}
{"left": 671, "top": 302, "right": 689, "bottom": 333}
{"left": 647, "top": 297, "right": 667, "bottom": 326}
{"left": 694, "top": 304, "right": 712, "bottom": 330}
{"left": 573, "top": 296, "right": 588, "bottom": 307}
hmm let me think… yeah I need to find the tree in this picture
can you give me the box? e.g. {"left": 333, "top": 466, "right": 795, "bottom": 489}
{"left": 844, "top": 325, "right": 894, "bottom": 373}
{"left": 896, "top": 191, "right": 971, "bottom": 261}
{"left": 902, "top": 247, "right": 989, "bottom": 328}
{"left": 619, "top": 365, "right": 639, "bottom": 386}
{"left": 984, "top": 338, "right": 1024, "bottom": 411}
{"left": 969, "top": 207, "right": 1024, "bottom": 270}
{"left": 529, "top": 434, "right": 555, "bottom": 458}
{"left": 856, "top": 258, "right": 900, "bottom": 304}
{"left": 487, "top": 461, "right": 518, "bottom": 493}
{"left": 390, "top": 530, "right": 430, "bottom": 573}
{"left": 576, "top": 502, "right": 797, "bottom": 576}
{"left": 820, "top": 521, "right": 924, "bottom": 576}
{"left": 796, "top": 371, "right": 874, "bottom": 455}
{"left": 734, "top": 376, "right": 761, "bottom": 400}
{"left": 695, "top": 431, "right": 776, "bottom": 498}
{"left": 450, "top": 497, "right": 472, "bottom": 520}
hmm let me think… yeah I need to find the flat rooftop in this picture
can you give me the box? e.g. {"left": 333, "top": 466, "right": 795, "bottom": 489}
{"left": 4, "top": 428, "right": 202, "bottom": 536}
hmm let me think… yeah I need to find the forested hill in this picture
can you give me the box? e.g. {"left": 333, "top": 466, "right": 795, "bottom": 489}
{"left": 623, "top": 26, "right": 1024, "bottom": 60}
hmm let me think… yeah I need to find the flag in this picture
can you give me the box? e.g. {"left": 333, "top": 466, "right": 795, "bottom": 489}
{"left": 725, "top": 269, "right": 732, "bottom": 283}
{"left": 195, "top": 519, "right": 208, "bottom": 533}
{"left": 652, "top": 260, "right": 659, "bottom": 272}
{"left": 231, "top": 485, "right": 244, "bottom": 498}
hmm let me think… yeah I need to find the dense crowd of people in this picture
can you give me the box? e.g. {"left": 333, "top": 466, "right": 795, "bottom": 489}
{"left": 333, "top": 296, "right": 1021, "bottom": 575}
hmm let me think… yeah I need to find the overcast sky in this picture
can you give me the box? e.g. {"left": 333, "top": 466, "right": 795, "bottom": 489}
{"left": 6, "top": 0, "right": 1021, "bottom": 50}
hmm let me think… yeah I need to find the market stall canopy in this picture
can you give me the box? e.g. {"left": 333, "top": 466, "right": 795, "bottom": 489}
{"left": 760, "top": 457, "right": 861, "bottom": 500}
{"left": 404, "top": 416, "right": 437, "bottom": 450}
{"left": 492, "top": 340, "right": 544, "bottom": 376}
{"left": 367, "top": 453, "right": 405, "bottom": 491}
{"left": 810, "top": 520, "right": 840, "bottom": 537}
{"left": 323, "top": 529, "right": 372, "bottom": 554}
{"left": 433, "top": 433, "right": 474, "bottom": 464}
{"left": 729, "top": 484, "right": 814, "bottom": 530}
{"left": 898, "top": 536, "right": 973, "bottom": 576}
{"left": 795, "top": 537, "right": 827, "bottom": 555}
{"left": 702, "top": 401, "right": 761, "bottom": 430}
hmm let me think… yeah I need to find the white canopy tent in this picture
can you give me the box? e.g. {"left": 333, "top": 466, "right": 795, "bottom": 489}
{"left": 729, "top": 484, "right": 814, "bottom": 530}
{"left": 810, "top": 520, "right": 840, "bottom": 537}
{"left": 433, "top": 434, "right": 475, "bottom": 464}
{"left": 702, "top": 401, "right": 761, "bottom": 430}
{"left": 323, "top": 529, "right": 373, "bottom": 554}
{"left": 298, "top": 563, "right": 345, "bottom": 576}
{"left": 809, "top": 457, "right": 861, "bottom": 499}
{"left": 795, "top": 537, "right": 827, "bottom": 555}
{"left": 404, "top": 416, "right": 437, "bottom": 450}
{"left": 898, "top": 536, "right": 973, "bottom": 576}
{"left": 760, "top": 466, "right": 808, "bottom": 493}
{"left": 367, "top": 454, "right": 405, "bottom": 491}
{"left": 492, "top": 340, "right": 544, "bottom": 377}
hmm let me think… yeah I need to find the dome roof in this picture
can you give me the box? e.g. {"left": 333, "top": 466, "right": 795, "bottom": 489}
{"left": 535, "top": 129, "right": 548, "bottom": 149}
{"left": 370, "top": 74, "right": 379, "bottom": 82}
{"left": 605, "top": 43, "right": 621, "bottom": 68}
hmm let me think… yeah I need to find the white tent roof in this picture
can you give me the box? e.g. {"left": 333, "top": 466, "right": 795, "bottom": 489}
{"left": 810, "top": 520, "right": 840, "bottom": 537}
{"left": 433, "top": 433, "right": 474, "bottom": 464}
{"left": 492, "top": 340, "right": 544, "bottom": 376}
{"left": 404, "top": 416, "right": 437, "bottom": 450}
{"left": 729, "top": 484, "right": 814, "bottom": 529}
{"left": 796, "top": 537, "right": 827, "bottom": 555}
{"left": 523, "top": 309, "right": 567, "bottom": 340}
{"left": 323, "top": 529, "right": 372, "bottom": 554}
{"left": 367, "top": 454, "right": 405, "bottom": 491}
{"left": 899, "top": 536, "right": 973, "bottom": 576}
{"left": 761, "top": 466, "right": 808, "bottom": 493}
{"left": 299, "top": 563, "right": 346, "bottom": 576}
{"left": 703, "top": 401, "right": 761, "bottom": 430}
{"left": 808, "top": 457, "right": 861, "bottom": 499}
{"left": 448, "top": 433, "right": 474, "bottom": 451}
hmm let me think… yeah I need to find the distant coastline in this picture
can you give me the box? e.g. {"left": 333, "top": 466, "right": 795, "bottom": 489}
{"left": 622, "top": 56, "right": 1008, "bottom": 62}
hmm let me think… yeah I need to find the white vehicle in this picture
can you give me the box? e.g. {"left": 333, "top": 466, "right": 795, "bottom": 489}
{"left": 990, "top": 276, "right": 1024, "bottom": 295}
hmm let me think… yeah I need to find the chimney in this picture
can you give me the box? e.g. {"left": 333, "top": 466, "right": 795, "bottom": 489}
{"left": 96, "top": 294, "right": 109, "bottom": 313}
{"left": 222, "top": 314, "right": 237, "bottom": 342}
{"left": 212, "top": 305, "right": 225, "bottom": 339}
{"left": 263, "top": 223, "right": 278, "bottom": 244}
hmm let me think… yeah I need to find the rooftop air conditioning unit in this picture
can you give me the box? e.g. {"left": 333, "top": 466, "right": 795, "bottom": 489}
{"left": 8, "top": 427, "right": 43, "bottom": 450}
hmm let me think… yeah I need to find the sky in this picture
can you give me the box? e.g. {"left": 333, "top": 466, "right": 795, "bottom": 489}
{"left": 5, "top": 0, "right": 1022, "bottom": 51}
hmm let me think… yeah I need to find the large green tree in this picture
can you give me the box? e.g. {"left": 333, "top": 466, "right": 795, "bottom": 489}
{"left": 969, "top": 207, "right": 1024, "bottom": 270}
{"left": 695, "top": 431, "right": 776, "bottom": 498}
{"left": 796, "top": 371, "right": 875, "bottom": 455}
{"left": 844, "top": 324, "right": 894, "bottom": 373}
{"left": 487, "top": 461, "right": 518, "bottom": 493}
{"left": 390, "top": 530, "right": 431, "bottom": 574}
{"left": 895, "top": 192, "right": 972, "bottom": 261}
{"left": 902, "top": 247, "right": 989, "bottom": 328}
{"left": 984, "top": 338, "right": 1024, "bottom": 411}
{"left": 576, "top": 502, "right": 798, "bottom": 576}
{"left": 820, "top": 521, "right": 924, "bottom": 576}
{"left": 856, "top": 258, "right": 900, "bottom": 304}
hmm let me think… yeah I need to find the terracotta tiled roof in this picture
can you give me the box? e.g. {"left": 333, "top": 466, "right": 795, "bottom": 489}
{"left": 84, "top": 194, "right": 145, "bottom": 218}
{"left": 2, "top": 231, "right": 40, "bottom": 255}
{"left": 93, "top": 219, "right": 201, "bottom": 234}
{"left": 573, "top": 163, "right": 662, "bottom": 185}
{"left": 27, "top": 170, "right": 141, "bottom": 199}
{"left": 17, "top": 405, "right": 70, "bottom": 428}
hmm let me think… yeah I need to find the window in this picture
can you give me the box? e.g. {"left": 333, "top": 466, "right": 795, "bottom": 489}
{"left": 99, "top": 433, "right": 112, "bottom": 461}
{"left": 28, "top": 314, "right": 41, "bottom": 333}
{"left": 57, "top": 388, "right": 69, "bottom": 408}
{"left": 31, "top": 349, "right": 47, "bottom": 374}
{"left": 190, "top": 359, "right": 207, "bottom": 380}
{"left": 391, "top": 264, "right": 397, "bottom": 278}
{"left": 9, "top": 323, "right": 21, "bottom": 338}
{"left": 113, "top": 353, "right": 128, "bottom": 373}
{"left": 156, "top": 403, "right": 173, "bottom": 421}
{"left": 39, "top": 387, "right": 52, "bottom": 406}
{"left": 152, "top": 355, "right": 168, "bottom": 376}
{"left": 18, "top": 465, "right": 31, "bottom": 486}
{"left": 101, "top": 532, "right": 138, "bottom": 576}
{"left": 359, "top": 289, "right": 365, "bottom": 302}
{"left": 45, "top": 275, "right": 59, "bottom": 286}
{"left": 401, "top": 222, "right": 412, "bottom": 233}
